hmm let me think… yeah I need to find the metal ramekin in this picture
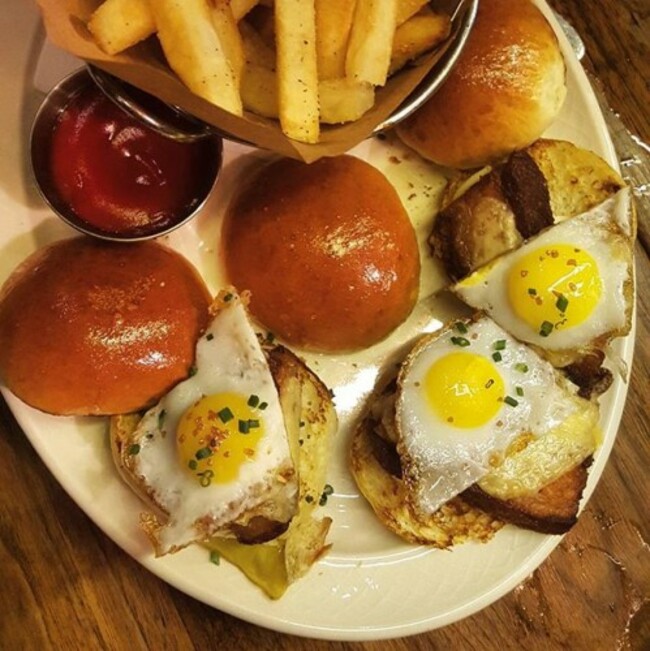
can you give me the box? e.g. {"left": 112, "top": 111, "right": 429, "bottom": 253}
{"left": 30, "top": 68, "right": 223, "bottom": 242}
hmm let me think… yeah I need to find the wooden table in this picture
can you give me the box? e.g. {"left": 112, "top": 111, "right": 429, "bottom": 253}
{"left": 1, "top": 1, "right": 648, "bottom": 648}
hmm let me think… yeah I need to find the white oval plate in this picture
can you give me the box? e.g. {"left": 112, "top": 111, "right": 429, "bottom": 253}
{"left": 0, "top": 0, "right": 634, "bottom": 641}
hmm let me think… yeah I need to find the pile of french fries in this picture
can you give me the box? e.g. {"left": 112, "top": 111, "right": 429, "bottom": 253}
{"left": 88, "top": 0, "right": 451, "bottom": 144}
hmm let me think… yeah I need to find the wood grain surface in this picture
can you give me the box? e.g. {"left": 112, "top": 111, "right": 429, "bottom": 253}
{"left": 1, "top": 1, "right": 649, "bottom": 649}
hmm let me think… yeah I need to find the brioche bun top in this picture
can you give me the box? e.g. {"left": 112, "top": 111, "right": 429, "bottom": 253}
{"left": 0, "top": 237, "right": 211, "bottom": 415}
{"left": 222, "top": 155, "right": 420, "bottom": 352}
{"left": 397, "top": 0, "right": 567, "bottom": 169}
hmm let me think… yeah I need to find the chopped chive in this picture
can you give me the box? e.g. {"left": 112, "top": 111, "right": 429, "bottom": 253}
{"left": 454, "top": 321, "right": 468, "bottom": 334}
{"left": 127, "top": 443, "right": 140, "bottom": 456}
{"left": 492, "top": 352, "right": 502, "bottom": 362}
{"left": 158, "top": 409, "right": 166, "bottom": 429}
{"left": 239, "top": 419, "right": 250, "bottom": 434}
{"left": 494, "top": 340, "right": 506, "bottom": 351}
{"left": 258, "top": 401, "right": 268, "bottom": 410}
{"left": 556, "top": 294, "right": 569, "bottom": 312}
{"left": 195, "top": 447, "right": 212, "bottom": 460}
{"left": 188, "top": 365, "right": 198, "bottom": 377}
{"left": 539, "top": 321, "right": 554, "bottom": 337}
{"left": 209, "top": 550, "right": 221, "bottom": 565}
{"left": 223, "top": 292, "right": 234, "bottom": 302}
{"left": 515, "top": 363, "right": 529, "bottom": 373}
{"left": 504, "top": 396, "right": 519, "bottom": 407}
{"left": 218, "top": 407, "right": 234, "bottom": 423}
{"left": 199, "top": 469, "right": 214, "bottom": 487}
{"left": 247, "top": 394, "right": 259, "bottom": 408}
{"left": 528, "top": 288, "right": 537, "bottom": 296}
{"left": 206, "top": 333, "right": 214, "bottom": 341}
{"left": 516, "top": 386, "right": 524, "bottom": 397}
{"left": 451, "top": 336, "right": 470, "bottom": 347}
{"left": 299, "top": 420, "right": 305, "bottom": 428}
{"left": 188, "top": 459, "right": 198, "bottom": 471}
{"left": 485, "top": 379, "right": 495, "bottom": 389}
{"left": 247, "top": 419, "right": 260, "bottom": 429}
{"left": 304, "top": 495, "right": 314, "bottom": 504}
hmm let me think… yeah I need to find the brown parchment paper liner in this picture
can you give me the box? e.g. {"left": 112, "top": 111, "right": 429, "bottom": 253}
{"left": 37, "top": 0, "right": 452, "bottom": 163}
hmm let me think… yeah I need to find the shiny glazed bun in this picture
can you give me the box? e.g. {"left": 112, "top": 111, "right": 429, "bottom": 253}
{"left": 0, "top": 237, "right": 211, "bottom": 415}
{"left": 222, "top": 155, "right": 420, "bottom": 352}
{"left": 397, "top": 0, "right": 567, "bottom": 169}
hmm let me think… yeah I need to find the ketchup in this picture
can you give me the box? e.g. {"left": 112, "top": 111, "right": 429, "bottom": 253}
{"left": 49, "top": 85, "right": 218, "bottom": 237}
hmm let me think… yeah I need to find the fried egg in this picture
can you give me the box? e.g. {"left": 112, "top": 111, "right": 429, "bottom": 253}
{"left": 453, "top": 190, "right": 634, "bottom": 352}
{"left": 395, "top": 315, "right": 593, "bottom": 516}
{"left": 128, "top": 291, "right": 297, "bottom": 555}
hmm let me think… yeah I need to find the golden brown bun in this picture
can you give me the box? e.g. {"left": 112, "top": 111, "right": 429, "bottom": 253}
{"left": 222, "top": 155, "right": 420, "bottom": 352}
{"left": 0, "top": 237, "right": 211, "bottom": 416}
{"left": 397, "top": 0, "right": 567, "bottom": 169}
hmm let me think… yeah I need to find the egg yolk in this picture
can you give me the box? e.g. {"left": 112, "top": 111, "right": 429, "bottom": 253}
{"left": 176, "top": 392, "right": 266, "bottom": 485}
{"left": 424, "top": 352, "right": 504, "bottom": 428}
{"left": 507, "top": 244, "right": 602, "bottom": 335}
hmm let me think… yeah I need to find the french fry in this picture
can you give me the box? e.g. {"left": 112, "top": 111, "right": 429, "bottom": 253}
{"left": 149, "top": 0, "right": 243, "bottom": 115}
{"left": 89, "top": 0, "right": 257, "bottom": 58}
{"left": 88, "top": 0, "right": 155, "bottom": 55}
{"left": 87, "top": 0, "right": 452, "bottom": 142}
{"left": 241, "top": 70, "right": 374, "bottom": 126}
{"left": 210, "top": 0, "right": 245, "bottom": 84}
{"left": 346, "top": 0, "right": 398, "bottom": 86}
{"left": 314, "top": 0, "right": 357, "bottom": 80}
{"left": 395, "top": 0, "right": 429, "bottom": 25}
{"left": 319, "top": 78, "right": 374, "bottom": 124}
{"left": 239, "top": 20, "right": 276, "bottom": 69}
{"left": 389, "top": 10, "right": 452, "bottom": 75}
{"left": 241, "top": 64, "right": 278, "bottom": 117}
{"left": 274, "top": 0, "right": 320, "bottom": 143}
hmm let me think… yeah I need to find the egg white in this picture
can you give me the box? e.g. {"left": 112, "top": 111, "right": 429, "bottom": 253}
{"left": 396, "top": 315, "right": 584, "bottom": 515}
{"left": 453, "top": 191, "right": 634, "bottom": 351}
{"left": 130, "top": 293, "right": 296, "bottom": 554}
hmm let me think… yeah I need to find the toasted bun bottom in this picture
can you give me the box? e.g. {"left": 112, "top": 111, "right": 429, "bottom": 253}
{"left": 350, "top": 416, "right": 504, "bottom": 547}
{"left": 433, "top": 139, "right": 628, "bottom": 285}
{"left": 0, "top": 237, "right": 211, "bottom": 415}
{"left": 462, "top": 458, "right": 592, "bottom": 535}
{"left": 350, "top": 372, "right": 593, "bottom": 542}
{"left": 110, "top": 344, "right": 337, "bottom": 596}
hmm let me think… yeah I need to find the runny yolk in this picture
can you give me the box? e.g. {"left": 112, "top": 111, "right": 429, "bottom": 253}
{"left": 507, "top": 244, "right": 602, "bottom": 335}
{"left": 176, "top": 392, "right": 266, "bottom": 485}
{"left": 424, "top": 352, "right": 504, "bottom": 428}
